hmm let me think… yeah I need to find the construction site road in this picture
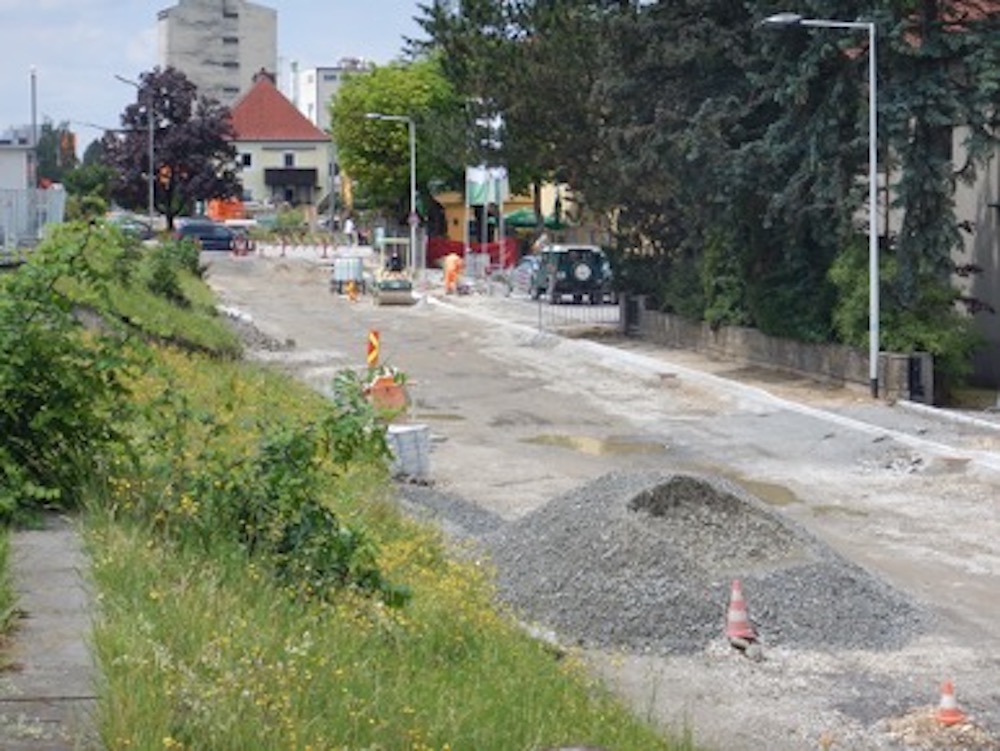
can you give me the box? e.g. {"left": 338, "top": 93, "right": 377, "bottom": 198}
{"left": 204, "top": 250, "right": 1000, "bottom": 751}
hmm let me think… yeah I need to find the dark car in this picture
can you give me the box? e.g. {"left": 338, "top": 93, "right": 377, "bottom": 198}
{"left": 173, "top": 219, "right": 236, "bottom": 251}
{"left": 531, "top": 244, "right": 614, "bottom": 304}
{"left": 107, "top": 213, "right": 154, "bottom": 241}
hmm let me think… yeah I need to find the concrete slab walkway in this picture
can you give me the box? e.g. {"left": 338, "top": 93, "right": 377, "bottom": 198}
{"left": 0, "top": 514, "right": 96, "bottom": 750}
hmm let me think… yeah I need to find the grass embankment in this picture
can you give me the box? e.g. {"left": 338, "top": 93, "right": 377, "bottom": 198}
{"left": 3, "top": 224, "right": 699, "bottom": 750}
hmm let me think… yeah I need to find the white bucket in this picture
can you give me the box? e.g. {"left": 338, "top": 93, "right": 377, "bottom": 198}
{"left": 386, "top": 424, "right": 430, "bottom": 480}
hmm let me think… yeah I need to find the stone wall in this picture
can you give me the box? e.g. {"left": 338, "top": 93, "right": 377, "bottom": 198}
{"left": 624, "top": 297, "right": 933, "bottom": 403}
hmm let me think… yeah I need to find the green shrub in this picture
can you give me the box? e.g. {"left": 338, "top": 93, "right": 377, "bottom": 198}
{"left": 0, "top": 225, "right": 137, "bottom": 522}
{"left": 115, "top": 358, "right": 404, "bottom": 607}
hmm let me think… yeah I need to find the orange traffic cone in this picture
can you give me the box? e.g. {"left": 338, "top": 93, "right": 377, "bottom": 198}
{"left": 725, "top": 579, "right": 757, "bottom": 645}
{"left": 936, "top": 681, "right": 966, "bottom": 726}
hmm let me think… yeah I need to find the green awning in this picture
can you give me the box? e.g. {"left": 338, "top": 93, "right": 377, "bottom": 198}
{"left": 503, "top": 208, "right": 567, "bottom": 229}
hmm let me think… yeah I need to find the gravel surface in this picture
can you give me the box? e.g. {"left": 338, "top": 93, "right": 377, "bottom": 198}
{"left": 212, "top": 254, "right": 1000, "bottom": 751}
{"left": 400, "top": 470, "right": 929, "bottom": 656}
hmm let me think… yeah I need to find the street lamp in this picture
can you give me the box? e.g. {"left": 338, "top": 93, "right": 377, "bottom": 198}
{"left": 365, "top": 112, "right": 418, "bottom": 277}
{"left": 115, "top": 74, "right": 156, "bottom": 228}
{"left": 761, "top": 13, "right": 880, "bottom": 398}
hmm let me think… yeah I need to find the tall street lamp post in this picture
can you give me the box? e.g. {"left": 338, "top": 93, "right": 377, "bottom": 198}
{"left": 365, "top": 112, "right": 418, "bottom": 277}
{"left": 115, "top": 74, "right": 156, "bottom": 228}
{"left": 761, "top": 13, "right": 880, "bottom": 398}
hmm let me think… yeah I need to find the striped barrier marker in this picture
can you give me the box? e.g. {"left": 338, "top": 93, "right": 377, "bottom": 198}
{"left": 367, "top": 330, "right": 380, "bottom": 368}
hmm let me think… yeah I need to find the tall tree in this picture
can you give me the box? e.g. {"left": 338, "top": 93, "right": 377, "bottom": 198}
{"left": 329, "top": 58, "right": 464, "bottom": 224}
{"left": 753, "top": 0, "right": 1000, "bottom": 377}
{"left": 102, "top": 67, "right": 240, "bottom": 229}
{"left": 416, "top": 0, "right": 610, "bottom": 222}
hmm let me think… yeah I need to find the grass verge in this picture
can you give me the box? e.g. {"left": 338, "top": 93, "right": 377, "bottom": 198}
{"left": 84, "top": 345, "right": 697, "bottom": 751}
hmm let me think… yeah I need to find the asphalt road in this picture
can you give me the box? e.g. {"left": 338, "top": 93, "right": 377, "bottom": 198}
{"left": 205, "top": 249, "right": 1000, "bottom": 751}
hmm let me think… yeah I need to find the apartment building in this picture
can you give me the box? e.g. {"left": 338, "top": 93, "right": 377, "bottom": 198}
{"left": 291, "top": 58, "right": 373, "bottom": 134}
{"left": 157, "top": 0, "right": 277, "bottom": 107}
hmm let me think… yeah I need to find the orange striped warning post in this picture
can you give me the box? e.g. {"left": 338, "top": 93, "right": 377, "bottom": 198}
{"left": 366, "top": 330, "right": 380, "bottom": 368}
{"left": 725, "top": 579, "right": 757, "bottom": 645}
{"left": 936, "top": 680, "right": 966, "bottom": 726}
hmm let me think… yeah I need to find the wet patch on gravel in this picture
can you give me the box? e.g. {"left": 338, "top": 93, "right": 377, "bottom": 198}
{"left": 476, "top": 471, "right": 930, "bottom": 655}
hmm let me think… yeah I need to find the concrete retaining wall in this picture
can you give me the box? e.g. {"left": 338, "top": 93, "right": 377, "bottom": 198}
{"left": 624, "top": 297, "right": 933, "bottom": 403}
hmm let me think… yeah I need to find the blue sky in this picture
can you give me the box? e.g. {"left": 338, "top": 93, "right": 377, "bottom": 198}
{"left": 0, "top": 0, "right": 426, "bottom": 150}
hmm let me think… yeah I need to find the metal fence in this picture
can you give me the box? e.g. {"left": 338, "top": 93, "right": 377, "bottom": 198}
{"left": 535, "top": 297, "right": 621, "bottom": 331}
{"left": 0, "top": 188, "right": 66, "bottom": 258}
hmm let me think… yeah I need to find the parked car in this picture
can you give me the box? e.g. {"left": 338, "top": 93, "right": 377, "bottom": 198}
{"left": 107, "top": 213, "right": 154, "bottom": 241}
{"left": 172, "top": 219, "right": 236, "bottom": 251}
{"left": 530, "top": 244, "right": 614, "bottom": 304}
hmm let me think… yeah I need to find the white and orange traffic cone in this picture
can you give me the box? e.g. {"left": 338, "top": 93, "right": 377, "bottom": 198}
{"left": 936, "top": 680, "right": 966, "bottom": 726}
{"left": 725, "top": 579, "right": 757, "bottom": 648}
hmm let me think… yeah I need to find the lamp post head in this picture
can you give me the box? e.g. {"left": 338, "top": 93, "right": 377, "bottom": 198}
{"left": 760, "top": 12, "right": 804, "bottom": 27}
{"left": 365, "top": 111, "right": 411, "bottom": 124}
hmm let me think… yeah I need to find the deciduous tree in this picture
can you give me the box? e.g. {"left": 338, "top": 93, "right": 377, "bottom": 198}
{"left": 329, "top": 58, "right": 464, "bottom": 224}
{"left": 102, "top": 67, "right": 240, "bottom": 229}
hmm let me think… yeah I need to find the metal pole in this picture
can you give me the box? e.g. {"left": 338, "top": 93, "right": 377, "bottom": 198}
{"left": 867, "top": 22, "right": 879, "bottom": 398}
{"left": 147, "top": 90, "right": 155, "bottom": 228}
{"left": 30, "top": 66, "right": 37, "bottom": 185}
{"left": 408, "top": 117, "right": 417, "bottom": 276}
{"left": 115, "top": 74, "right": 155, "bottom": 227}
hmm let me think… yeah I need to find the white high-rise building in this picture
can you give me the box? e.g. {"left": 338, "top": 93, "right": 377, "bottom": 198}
{"left": 292, "top": 58, "right": 373, "bottom": 135}
{"left": 157, "top": 0, "right": 277, "bottom": 106}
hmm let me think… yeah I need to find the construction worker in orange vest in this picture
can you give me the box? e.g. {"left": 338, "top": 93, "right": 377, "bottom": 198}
{"left": 443, "top": 252, "right": 463, "bottom": 295}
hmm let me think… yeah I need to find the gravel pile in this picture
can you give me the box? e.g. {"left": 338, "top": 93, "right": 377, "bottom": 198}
{"left": 404, "top": 471, "right": 930, "bottom": 656}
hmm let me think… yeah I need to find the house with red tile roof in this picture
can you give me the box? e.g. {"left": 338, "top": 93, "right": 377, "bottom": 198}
{"left": 229, "top": 69, "right": 332, "bottom": 215}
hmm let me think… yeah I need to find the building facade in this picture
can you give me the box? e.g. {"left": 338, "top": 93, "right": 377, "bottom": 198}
{"left": 230, "top": 70, "right": 332, "bottom": 216}
{"left": 291, "top": 58, "right": 373, "bottom": 135}
{"left": 157, "top": 0, "right": 277, "bottom": 107}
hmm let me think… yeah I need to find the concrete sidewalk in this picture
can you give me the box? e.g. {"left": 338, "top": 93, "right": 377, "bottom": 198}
{"left": 0, "top": 514, "right": 96, "bottom": 750}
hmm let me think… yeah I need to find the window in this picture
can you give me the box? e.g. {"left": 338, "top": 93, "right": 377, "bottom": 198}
{"left": 222, "top": 61, "right": 239, "bottom": 69}
{"left": 222, "top": 36, "right": 238, "bottom": 44}
{"left": 284, "top": 153, "right": 295, "bottom": 168}
{"left": 241, "top": 153, "right": 252, "bottom": 168}
{"left": 323, "top": 73, "right": 339, "bottom": 82}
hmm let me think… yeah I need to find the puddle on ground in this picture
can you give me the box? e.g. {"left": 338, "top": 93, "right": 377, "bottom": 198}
{"left": 681, "top": 464, "right": 802, "bottom": 507}
{"left": 410, "top": 412, "right": 466, "bottom": 422}
{"left": 731, "top": 478, "right": 800, "bottom": 507}
{"left": 522, "top": 434, "right": 669, "bottom": 456}
{"left": 812, "top": 504, "right": 870, "bottom": 518}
